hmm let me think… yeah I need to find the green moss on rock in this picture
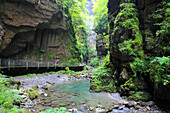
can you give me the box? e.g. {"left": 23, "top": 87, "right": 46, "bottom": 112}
{"left": 13, "top": 99, "right": 22, "bottom": 106}
{"left": 128, "top": 91, "right": 152, "bottom": 101}
{"left": 90, "top": 83, "right": 97, "bottom": 91}
{"left": 10, "top": 80, "right": 21, "bottom": 86}
{"left": 32, "top": 85, "right": 39, "bottom": 90}
{"left": 42, "top": 86, "right": 48, "bottom": 90}
{"left": 46, "top": 81, "right": 54, "bottom": 85}
{"left": 27, "top": 89, "right": 39, "bottom": 100}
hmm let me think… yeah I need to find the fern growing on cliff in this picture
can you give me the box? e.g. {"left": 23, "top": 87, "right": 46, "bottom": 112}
{"left": 115, "top": 2, "right": 143, "bottom": 57}
{"left": 152, "top": 1, "right": 170, "bottom": 53}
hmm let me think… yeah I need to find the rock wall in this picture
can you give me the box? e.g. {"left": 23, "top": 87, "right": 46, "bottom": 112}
{"left": 108, "top": 0, "right": 170, "bottom": 109}
{"left": 96, "top": 34, "right": 109, "bottom": 58}
{"left": 0, "top": 0, "right": 77, "bottom": 62}
{"left": 108, "top": 0, "right": 134, "bottom": 84}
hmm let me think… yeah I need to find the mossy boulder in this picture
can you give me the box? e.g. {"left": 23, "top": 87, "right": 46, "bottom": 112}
{"left": 26, "top": 89, "right": 39, "bottom": 100}
{"left": 90, "top": 83, "right": 97, "bottom": 91}
{"left": 123, "top": 78, "right": 137, "bottom": 90}
{"left": 11, "top": 80, "right": 21, "bottom": 86}
{"left": 90, "top": 77, "right": 117, "bottom": 93}
{"left": 13, "top": 99, "right": 22, "bottom": 106}
{"left": 46, "top": 81, "right": 54, "bottom": 85}
{"left": 133, "top": 78, "right": 147, "bottom": 90}
{"left": 102, "top": 85, "right": 117, "bottom": 93}
{"left": 42, "top": 86, "right": 48, "bottom": 90}
{"left": 120, "top": 68, "right": 129, "bottom": 80}
{"left": 32, "top": 85, "right": 39, "bottom": 90}
{"left": 128, "top": 91, "right": 152, "bottom": 101}
{"left": 19, "top": 87, "right": 25, "bottom": 95}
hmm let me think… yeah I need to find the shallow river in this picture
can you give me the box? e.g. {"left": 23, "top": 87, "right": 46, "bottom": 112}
{"left": 47, "top": 80, "right": 117, "bottom": 110}
{"left": 40, "top": 79, "right": 163, "bottom": 113}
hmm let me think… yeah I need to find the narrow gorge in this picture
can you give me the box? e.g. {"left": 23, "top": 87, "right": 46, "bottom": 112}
{"left": 0, "top": 0, "right": 169, "bottom": 113}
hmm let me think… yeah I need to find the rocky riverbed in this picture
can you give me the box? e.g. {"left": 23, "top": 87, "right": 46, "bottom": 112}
{"left": 11, "top": 71, "right": 166, "bottom": 113}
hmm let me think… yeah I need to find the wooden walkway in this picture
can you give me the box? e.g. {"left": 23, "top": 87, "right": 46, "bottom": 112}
{"left": 0, "top": 66, "right": 84, "bottom": 76}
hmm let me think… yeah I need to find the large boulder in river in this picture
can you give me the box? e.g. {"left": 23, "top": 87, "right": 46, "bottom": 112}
{"left": 26, "top": 88, "right": 38, "bottom": 100}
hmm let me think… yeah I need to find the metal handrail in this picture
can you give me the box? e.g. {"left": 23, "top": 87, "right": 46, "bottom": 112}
{"left": 0, "top": 58, "right": 82, "bottom": 70}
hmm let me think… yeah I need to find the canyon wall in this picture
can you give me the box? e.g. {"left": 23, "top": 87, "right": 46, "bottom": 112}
{"left": 0, "top": 0, "right": 79, "bottom": 64}
{"left": 96, "top": 34, "right": 109, "bottom": 58}
{"left": 108, "top": 0, "right": 169, "bottom": 109}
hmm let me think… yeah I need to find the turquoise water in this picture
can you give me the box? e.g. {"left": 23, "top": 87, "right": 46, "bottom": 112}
{"left": 40, "top": 80, "right": 162, "bottom": 113}
{"left": 45, "top": 80, "right": 116, "bottom": 110}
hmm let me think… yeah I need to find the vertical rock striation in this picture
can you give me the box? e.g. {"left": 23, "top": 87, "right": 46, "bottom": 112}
{"left": 0, "top": 0, "right": 78, "bottom": 61}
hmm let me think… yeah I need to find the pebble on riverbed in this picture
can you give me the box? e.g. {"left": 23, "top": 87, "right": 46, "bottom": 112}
{"left": 95, "top": 108, "right": 106, "bottom": 113}
{"left": 46, "top": 81, "right": 55, "bottom": 85}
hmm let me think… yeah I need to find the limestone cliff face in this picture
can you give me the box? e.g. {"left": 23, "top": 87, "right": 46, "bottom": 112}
{"left": 108, "top": 0, "right": 169, "bottom": 108}
{"left": 108, "top": 0, "right": 166, "bottom": 75}
{"left": 96, "top": 35, "right": 109, "bottom": 58}
{"left": 0, "top": 0, "right": 77, "bottom": 61}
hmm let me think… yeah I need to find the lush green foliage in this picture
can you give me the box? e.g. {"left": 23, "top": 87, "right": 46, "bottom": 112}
{"left": 153, "top": 1, "right": 170, "bottom": 37}
{"left": 64, "top": 67, "right": 85, "bottom": 76}
{"left": 128, "top": 91, "right": 152, "bottom": 101}
{"left": 90, "top": 53, "right": 117, "bottom": 92}
{"left": 129, "top": 1, "right": 170, "bottom": 86}
{"left": 115, "top": 3, "right": 143, "bottom": 57}
{"left": 0, "top": 74, "right": 26, "bottom": 113}
{"left": 83, "top": 65, "right": 90, "bottom": 70}
{"left": 93, "top": 0, "right": 109, "bottom": 47}
{"left": 49, "top": 54, "right": 56, "bottom": 61}
{"left": 150, "top": 1, "right": 170, "bottom": 55}
{"left": 65, "top": 67, "right": 71, "bottom": 74}
{"left": 150, "top": 56, "right": 170, "bottom": 85}
{"left": 131, "top": 56, "right": 170, "bottom": 86}
{"left": 91, "top": 1, "right": 170, "bottom": 96}
{"left": 93, "top": 0, "right": 109, "bottom": 28}
{"left": 89, "top": 57, "right": 100, "bottom": 67}
{"left": 59, "top": 58, "right": 80, "bottom": 67}
{"left": 94, "top": 14, "right": 108, "bottom": 34}
{"left": 19, "top": 69, "right": 85, "bottom": 77}
{"left": 56, "top": 0, "right": 89, "bottom": 62}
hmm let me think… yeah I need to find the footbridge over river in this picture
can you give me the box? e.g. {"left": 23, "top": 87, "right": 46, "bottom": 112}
{"left": 0, "top": 58, "right": 84, "bottom": 76}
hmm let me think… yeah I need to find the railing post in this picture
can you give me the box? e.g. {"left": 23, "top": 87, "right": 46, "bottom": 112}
{"left": 0, "top": 58, "right": 1, "bottom": 71}
{"left": 26, "top": 60, "right": 28, "bottom": 70}
{"left": 47, "top": 62, "right": 49, "bottom": 69}
{"left": 55, "top": 62, "right": 56, "bottom": 69}
{"left": 38, "top": 61, "right": 39, "bottom": 69}
{"left": 8, "top": 58, "right": 10, "bottom": 70}
{"left": 13, "top": 60, "right": 15, "bottom": 69}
